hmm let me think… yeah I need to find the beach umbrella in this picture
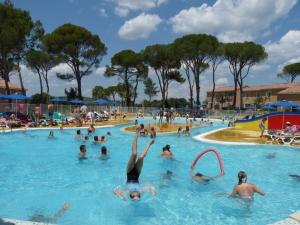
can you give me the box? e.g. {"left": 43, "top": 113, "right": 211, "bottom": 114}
{"left": 50, "top": 97, "right": 66, "bottom": 103}
{"left": 263, "top": 103, "right": 276, "bottom": 111}
{"left": 270, "top": 100, "right": 298, "bottom": 108}
{"left": 69, "top": 99, "right": 84, "bottom": 105}
{"left": 0, "top": 93, "right": 9, "bottom": 99}
{"left": 94, "top": 99, "right": 110, "bottom": 105}
{"left": 7, "top": 93, "right": 30, "bottom": 100}
{"left": 6, "top": 93, "right": 30, "bottom": 117}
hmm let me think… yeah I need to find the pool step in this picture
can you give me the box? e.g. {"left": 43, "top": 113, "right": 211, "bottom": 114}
{"left": 269, "top": 212, "right": 300, "bottom": 225}
{"left": 0, "top": 218, "right": 55, "bottom": 225}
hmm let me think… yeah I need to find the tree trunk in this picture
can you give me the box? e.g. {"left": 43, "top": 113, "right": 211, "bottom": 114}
{"left": 4, "top": 77, "right": 11, "bottom": 95}
{"left": 232, "top": 77, "right": 238, "bottom": 108}
{"left": 37, "top": 71, "right": 43, "bottom": 96}
{"left": 132, "top": 78, "right": 139, "bottom": 106}
{"left": 239, "top": 79, "right": 243, "bottom": 109}
{"left": 17, "top": 65, "right": 26, "bottom": 95}
{"left": 124, "top": 69, "right": 131, "bottom": 107}
{"left": 210, "top": 67, "right": 216, "bottom": 110}
{"left": 77, "top": 77, "right": 82, "bottom": 99}
{"left": 195, "top": 73, "right": 200, "bottom": 107}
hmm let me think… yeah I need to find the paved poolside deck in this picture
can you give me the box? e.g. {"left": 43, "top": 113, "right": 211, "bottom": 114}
{"left": 268, "top": 212, "right": 300, "bottom": 225}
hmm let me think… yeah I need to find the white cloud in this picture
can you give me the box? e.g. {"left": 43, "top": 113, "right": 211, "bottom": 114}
{"left": 118, "top": 13, "right": 162, "bottom": 40}
{"left": 170, "top": 0, "right": 297, "bottom": 42}
{"left": 113, "top": 0, "right": 168, "bottom": 17}
{"left": 216, "top": 77, "right": 228, "bottom": 85}
{"left": 265, "top": 30, "right": 300, "bottom": 64}
{"left": 99, "top": 8, "right": 107, "bottom": 17}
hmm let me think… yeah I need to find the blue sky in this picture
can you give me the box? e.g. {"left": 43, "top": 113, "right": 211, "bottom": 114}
{"left": 7, "top": 0, "right": 300, "bottom": 101}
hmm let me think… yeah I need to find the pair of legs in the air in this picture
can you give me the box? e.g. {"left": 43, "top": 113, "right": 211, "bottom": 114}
{"left": 114, "top": 131, "right": 155, "bottom": 201}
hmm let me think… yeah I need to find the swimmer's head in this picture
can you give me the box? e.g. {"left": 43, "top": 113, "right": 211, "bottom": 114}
{"left": 129, "top": 191, "right": 141, "bottom": 201}
{"left": 80, "top": 145, "right": 86, "bottom": 152}
{"left": 77, "top": 130, "right": 81, "bottom": 135}
{"left": 101, "top": 136, "right": 105, "bottom": 140}
{"left": 195, "top": 173, "right": 203, "bottom": 177}
{"left": 107, "top": 132, "right": 111, "bottom": 136}
{"left": 101, "top": 146, "right": 107, "bottom": 155}
{"left": 166, "top": 170, "right": 173, "bottom": 175}
{"left": 94, "top": 136, "right": 98, "bottom": 141}
{"left": 140, "top": 124, "right": 144, "bottom": 129}
{"left": 165, "top": 144, "right": 170, "bottom": 150}
{"left": 84, "top": 136, "right": 89, "bottom": 141}
{"left": 238, "top": 171, "right": 247, "bottom": 184}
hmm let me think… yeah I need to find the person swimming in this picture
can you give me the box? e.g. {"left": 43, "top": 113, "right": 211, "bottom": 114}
{"left": 29, "top": 203, "right": 70, "bottom": 223}
{"left": 76, "top": 130, "right": 82, "bottom": 140}
{"left": 266, "top": 152, "right": 276, "bottom": 159}
{"left": 161, "top": 144, "right": 173, "bottom": 158}
{"left": 183, "top": 126, "right": 190, "bottom": 136}
{"left": 230, "top": 171, "right": 265, "bottom": 201}
{"left": 139, "top": 124, "right": 148, "bottom": 137}
{"left": 106, "top": 131, "right": 112, "bottom": 136}
{"left": 48, "top": 131, "right": 54, "bottom": 139}
{"left": 161, "top": 170, "right": 174, "bottom": 186}
{"left": 190, "top": 164, "right": 224, "bottom": 183}
{"left": 289, "top": 174, "right": 300, "bottom": 181}
{"left": 100, "top": 146, "right": 108, "bottom": 160}
{"left": 88, "top": 124, "right": 95, "bottom": 133}
{"left": 178, "top": 127, "right": 183, "bottom": 137}
{"left": 113, "top": 131, "right": 155, "bottom": 201}
{"left": 79, "top": 145, "right": 87, "bottom": 160}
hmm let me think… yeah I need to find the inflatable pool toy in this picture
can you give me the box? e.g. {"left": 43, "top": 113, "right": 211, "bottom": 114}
{"left": 191, "top": 149, "right": 224, "bottom": 177}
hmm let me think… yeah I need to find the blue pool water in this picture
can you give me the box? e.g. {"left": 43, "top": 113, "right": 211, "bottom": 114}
{"left": 0, "top": 118, "right": 299, "bottom": 225}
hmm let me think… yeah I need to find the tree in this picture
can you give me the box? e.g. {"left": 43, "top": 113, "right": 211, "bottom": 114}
{"left": 143, "top": 78, "right": 158, "bottom": 101}
{"left": 106, "top": 86, "right": 119, "bottom": 103}
{"left": 278, "top": 62, "right": 300, "bottom": 83}
{"left": 43, "top": 23, "right": 107, "bottom": 99}
{"left": 65, "top": 87, "right": 78, "bottom": 101}
{"left": 29, "top": 93, "right": 51, "bottom": 104}
{"left": 173, "top": 34, "right": 218, "bottom": 107}
{"left": 224, "top": 42, "right": 267, "bottom": 108}
{"left": 92, "top": 86, "right": 109, "bottom": 100}
{"left": 26, "top": 50, "right": 59, "bottom": 100}
{"left": 105, "top": 50, "right": 147, "bottom": 106}
{"left": 15, "top": 20, "right": 45, "bottom": 96}
{"left": 209, "top": 43, "right": 225, "bottom": 110}
{"left": 0, "top": 1, "right": 34, "bottom": 95}
{"left": 142, "top": 44, "right": 184, "bottom": 107}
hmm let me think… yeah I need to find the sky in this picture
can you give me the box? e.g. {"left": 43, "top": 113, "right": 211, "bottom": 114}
{"left": 5, "top": 0, "right": 300, "bottom": 102}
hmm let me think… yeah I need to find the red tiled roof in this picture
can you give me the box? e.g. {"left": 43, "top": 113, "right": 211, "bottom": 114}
{"left": 208, "top": 83, "right": 300, "bottom": 93}
{"left": 278, "top": 86, "right": 300, "bottom": 94}
{"left": 0, "top": 80, "right": 23, "bottom": 91}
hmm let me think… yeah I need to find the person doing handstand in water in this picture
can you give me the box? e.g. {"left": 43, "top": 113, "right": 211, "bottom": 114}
{"left": 113, "top": 130, "right": 156, "bottom": 201}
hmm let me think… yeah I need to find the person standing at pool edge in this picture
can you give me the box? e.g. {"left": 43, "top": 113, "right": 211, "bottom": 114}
{"left": 259, "top": 118, "right": 267, "bottom": 138}
{"left": 113, "top": 130, "right": 156, "bottom": 201}
{"left": 230, "top": 171, "right": 265, "bottom": 200}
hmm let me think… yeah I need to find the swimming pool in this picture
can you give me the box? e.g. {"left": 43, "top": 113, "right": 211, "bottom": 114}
{"left": 0, "top": 118, "right": 299, "bottom": 225}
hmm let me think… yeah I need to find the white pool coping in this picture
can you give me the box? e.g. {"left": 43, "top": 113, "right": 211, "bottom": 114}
{"left": 268, "top": 212, "right": 300, "bottom": 225}
{"left": 1, "top": 218, "right": 55, "bottom": 225}
{"left": 192, "top": 127, "right": 258, "bottom": 146}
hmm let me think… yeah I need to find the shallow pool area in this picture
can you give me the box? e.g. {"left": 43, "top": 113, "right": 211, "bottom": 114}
{"left": 0, "top": 118, "right": 300, "bottom": 225}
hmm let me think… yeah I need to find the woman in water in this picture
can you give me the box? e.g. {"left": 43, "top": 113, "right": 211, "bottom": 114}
{"left": 160, "top": 144, "right": 173, "bottom": 158}
{"left": 75, "top": 130, "right": 82, "bottom": 140}
{"left": 79, "top": 145, "right": 87, "bottom": 160}
{"left": 113, "top": 131, "right": 156, "bottom": 201}
{"left": 230, "top": 171, "right": 265, "bottom": 200}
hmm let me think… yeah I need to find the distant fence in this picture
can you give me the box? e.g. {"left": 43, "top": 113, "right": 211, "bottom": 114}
{"left": 0, "top": 102, "right": 274, "bottom": 118}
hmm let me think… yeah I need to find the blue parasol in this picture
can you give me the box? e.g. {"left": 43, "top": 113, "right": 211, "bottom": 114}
{"left": 69, "top": 99, "right": 84, "bottom": 105}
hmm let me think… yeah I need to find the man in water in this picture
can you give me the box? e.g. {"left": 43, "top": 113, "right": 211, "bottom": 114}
{"left": 79, "top": 145, "right": 87, "bottom": 160}
{"left": 230, "top": 171, "right": 265, "bottom": 200}
{"left": 113, "top": 131, "right": 155, "bottom": 201}
{"left": 190, "top": 166, "right": 224, "bottom": 183}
